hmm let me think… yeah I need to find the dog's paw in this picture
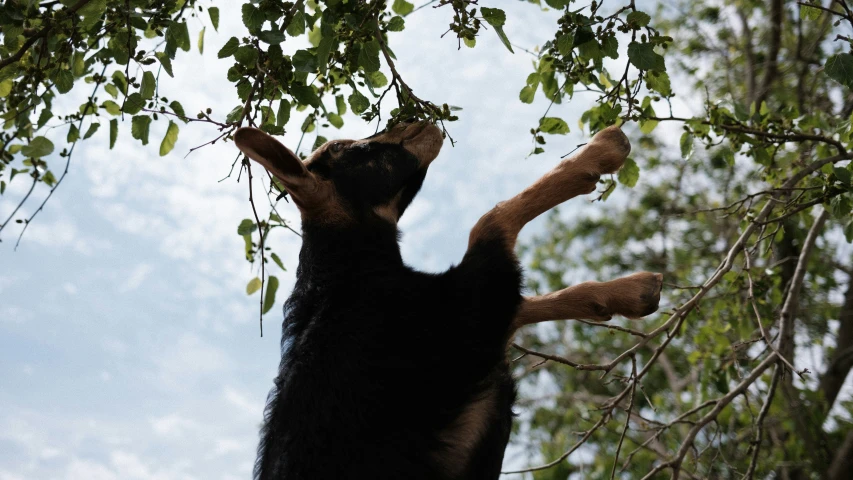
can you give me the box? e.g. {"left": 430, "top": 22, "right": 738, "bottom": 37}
{"left": 582, "top": 126, "right": 632, "bottom": 175}
{"left": 606, "top": 272, "right": 663, "bottom": 319}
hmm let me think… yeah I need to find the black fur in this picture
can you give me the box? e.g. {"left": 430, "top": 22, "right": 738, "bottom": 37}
{"left": 254, "top": 140, "right": 523, "bottom": 480}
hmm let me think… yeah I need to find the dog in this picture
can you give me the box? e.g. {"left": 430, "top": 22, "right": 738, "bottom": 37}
{"left": 235, "top": 121, "right": 662, "bottom": 480}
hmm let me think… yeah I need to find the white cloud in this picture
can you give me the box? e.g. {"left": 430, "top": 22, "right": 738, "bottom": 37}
{"left": 150, "top": 414, "right": 199, "bottom": 438}
{"left": 151, "top": 333, "right": 232, "bottom": 391}
{"left": 223, "top": 386, "right": 262, "bottom": 418}
{"left": 119, "top": 264, "right": 154, "bottom": 293}
{"left": 66, "top": 458, "right": 117, "bottom": 480}
{"left": 0, "top": 306, "right": 32, "bottom": 324}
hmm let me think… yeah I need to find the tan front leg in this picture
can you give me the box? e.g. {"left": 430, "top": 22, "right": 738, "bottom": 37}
{"left": 468, "top": 126, "right": 631, "bottom": 252}
{"left": 512, "top": 272, "right": 664, "bottom": 329}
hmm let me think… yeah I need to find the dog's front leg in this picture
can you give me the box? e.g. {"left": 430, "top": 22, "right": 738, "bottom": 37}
{"left": 468, "top": 126, "right": 631, "bottom": 253}
{"left": 512, "top": 272, "right": 663, "bottom": 329}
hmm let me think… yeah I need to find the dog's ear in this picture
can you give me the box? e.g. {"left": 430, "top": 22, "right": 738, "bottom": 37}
{"left": 235, "top": 127, "right": 322, "bottom": 209}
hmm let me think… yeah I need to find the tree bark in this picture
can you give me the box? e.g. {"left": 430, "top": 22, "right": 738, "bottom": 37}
{"left": 819, "top": 272, "right": 853, "bottom": 414}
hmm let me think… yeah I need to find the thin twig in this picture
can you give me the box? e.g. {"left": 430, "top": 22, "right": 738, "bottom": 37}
{"left": 744, "top": 364, "right": 781, "bottom": 479}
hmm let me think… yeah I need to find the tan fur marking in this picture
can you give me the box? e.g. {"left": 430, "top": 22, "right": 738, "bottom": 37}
{"left": 468, "top": 126, "right": 631, "bottom": 253}
{"left": 373, "top": 191, "right": 403, "bottom": 224}
{"left": 299, "top": 180, "right": 352, "bottom": 225}
{"left": 432, "top": 384, "right": 498, "bottom": 477}
{"left": 512, "top": 272, "right": 663, "bottom": 330}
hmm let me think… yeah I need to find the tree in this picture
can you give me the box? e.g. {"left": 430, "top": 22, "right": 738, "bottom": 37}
{"left": 510, "top": 1, "right": 853, "bottom": 478}
{"left": 1, "top": 0, "right": 852, "bottom": 478}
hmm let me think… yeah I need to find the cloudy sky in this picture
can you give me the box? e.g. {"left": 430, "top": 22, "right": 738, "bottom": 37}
{"left": 11, "top": 1, "right": 849, "bottom": 479}
{"left": 0, "top": 2, "right": 602, "bottom": 478}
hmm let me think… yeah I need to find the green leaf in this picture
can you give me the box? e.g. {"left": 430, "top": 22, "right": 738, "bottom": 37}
{"left": 480, "top": 7, "right": 506, "bottom": 27}
{"left": 0, "top": 79, "right": 12, "bottom": 97}
{"left": 42, "top": 171, "right": 57, "bottom": 187}
{"left": 800, "top": 4, "right": 822, "bottom": 20}
{"left": 226, "top": 106, "right": 245, "bottom": 124}
{"left": 262, "top": 276, "right": 279, "bottom": 314}
{"left": 234, "top": 46, "right": 259, "bottom": 66}
{"left": 539, "top": 117, "right": 569, "bottom": 134}
{"left": 825, "top": 53, "right": 853, "bottom": 88}
{"left": 72, "top": 52, "right": 86, "bottom": 77}
{"left": 358, "top": 41, "right": 381, "bottom": 73}
{"left": 141, "top": 71, "right": 156, "bottom": 100}
{"left": 365, "top": 71, "right": 388, "bottom": 88}
{"left": 602, "top": 36, "right": 618, "bottom": 59}
{"left": 640, "top": 117, "right": 658, "bottom": 134}
{"left": 159, "top": 121, "right": 179, "bottom": 156}
{"left": 131, "top": 115, "right": 152, "bottom": 145}
{"left": 392, "top": 0, "right": 415, "bottom": 16}
{"left": 198, "top": 27, "right": 205, "bottom": 54}
{"left": 312, "top": 136, "right": 328, "bottom": 151}
{"left": 259, "top": 29, "right": 287, "bottom": 45}
{"left": 617, "top": 158, "right": 640, "bottom": 187}
{"left": 104, "top": 83, "right": 118, "bottom": 99}
{"left": 680, "top": 132, "right": 694, "bottom": 159}
{"left": 208, "top": 7, "right": 220, "bottom": 31}
{"left": 646, "top": 71, "right": 672, "bottom": 96}
{"left": 544, "top": 0, "right": 571, "bottom": 7}
{"left": 492, "top": 26, "right": 514, "bottom": 53}
{"left": 246, "top": 277, "right": 262, "bottom": 295}
{"left": 388, "top": 16, "right": 405, "bottom": 32}
{"left": 292, "top": 49, "right": 317, "bottom": 72}
{"left": 327, "top": 113, "right": 344, "bottom": 129}
{"left": 167, "top": 21, "right": 191, "bottom": 52}
{"left": 829, "top": 195, "right": 852, "bottom": 218}
{"left": 271, "top": 252, "right": 286, "bottom": 271}
{"left": 155, "top": 52, "right": 174, "bottom": 77}
{"left": 556, "top": 34, "right": 574, "bottom": 56}
{"left": 83, "top": 123, "right": 100, "bottom": 140}
{"left": 109, "top": 119, "right": 118, "bottom": 149}
{"left": 238, "top": 219, "right": 257, "bottom": 235}
{"left": 102, "top": 100, "right": 121, "bottom": 116}
{"left": 463, "top": 37, "right": 476, "bottom": 48}
{"left": 170, "top": 101, "right": 187, "bottom": 122}
{"left": 21, "top": 136, "right": 54, "bottom": 158}
{"left": 835, "top": 166, "right": 852, "bottom": 186}
{"left": 242, "top": 4, "right": 266, "bottom": 32}
{"left": 519, "top": 85, "right": 536, "bottom": 103}
{"left": 242, "top": 234, "right": 252, "bottom": 260}
{"left": 286, "top": 11, "right": 306, "bottom": 36}
{"left": 218, "top": 37, "right": 240, "bottom": 59}
{"left": 349, "top": 90, "right": 370, "bottom": 114}
{"left": 627, "top": 42, "right": 666, "bottom": 72}
{"left": 277, "top": 99, "right": 291, "bottom": 127}
{"left": 78, "top": 0, "right": 106, "bottom": 28}
{"left": 291, "top": 85, "right": 321, "bottom": 108}
{"left": 123, "top": 93, "right": 146, "bottom": 115}
{"left": 336, "top": 95, "right": 347, "bottom": 115}
{"left": 53, "top": 70, "right": 74, "bottom": 94}
{"left": 67, "top": 124, "right": 80, "bottom": 143}
{"left": 845, "top": 219, "right": 853, "bottom": 243}
{"left": 627, "top": 11, "right": 651, "bottom": 27}
{"left": 37, "top": 109, "right": 52, "bottom": 128}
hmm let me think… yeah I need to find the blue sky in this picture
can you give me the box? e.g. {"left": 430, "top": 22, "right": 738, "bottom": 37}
{"left": 0, "top": 2, "right": 594, "bottom": 478}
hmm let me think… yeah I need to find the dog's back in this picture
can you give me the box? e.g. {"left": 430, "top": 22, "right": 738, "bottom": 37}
{"left": 254, "top": 219, "right": 520, "bottom": 479}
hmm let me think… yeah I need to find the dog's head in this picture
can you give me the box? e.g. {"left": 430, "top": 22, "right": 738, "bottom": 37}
{"left": 235, "top": 121, "right": 443, "bottom": 225}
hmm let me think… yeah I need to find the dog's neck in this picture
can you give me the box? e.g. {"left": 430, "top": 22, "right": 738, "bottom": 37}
{"left": 296, "top": 219, "right": 404, "bottom": 280}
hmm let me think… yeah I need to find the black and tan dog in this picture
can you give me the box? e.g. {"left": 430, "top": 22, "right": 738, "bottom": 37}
{"left": 235, "top": 121, "right": 662, "bottom": 480}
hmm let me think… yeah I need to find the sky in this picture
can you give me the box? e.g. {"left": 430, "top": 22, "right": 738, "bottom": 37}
{"left": 2, "top": 2, "right": 851, "bottom": 480}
